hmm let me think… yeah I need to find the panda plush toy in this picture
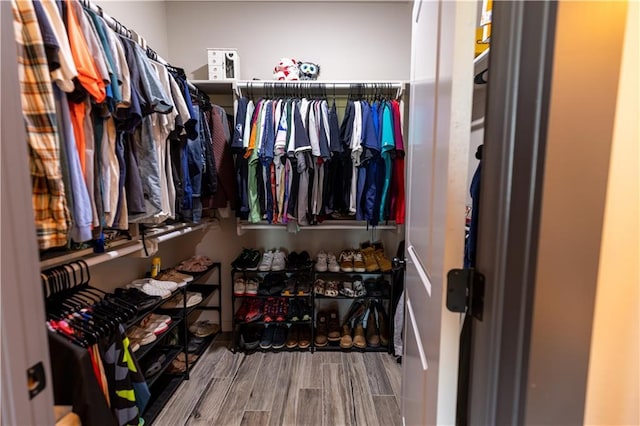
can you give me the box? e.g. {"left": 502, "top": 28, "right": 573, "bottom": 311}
{"left": 299, "top": 61, "right": 320, "bottom": 80}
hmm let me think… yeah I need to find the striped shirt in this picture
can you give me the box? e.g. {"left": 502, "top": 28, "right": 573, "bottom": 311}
{"left": 13, "top": 0, "right": 70, "bottom": 249}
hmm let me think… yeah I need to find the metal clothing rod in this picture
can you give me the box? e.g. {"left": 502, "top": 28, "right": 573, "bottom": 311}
{"left": 234, "top": 80, "right": 406, "bottom": 99}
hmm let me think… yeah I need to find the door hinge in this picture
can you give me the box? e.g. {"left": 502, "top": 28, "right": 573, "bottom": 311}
{"left": 446, "top": 269, "right": 485, "bottom": 321}
{"left": 27, "top": 362, "right": 46, "bottom": 399}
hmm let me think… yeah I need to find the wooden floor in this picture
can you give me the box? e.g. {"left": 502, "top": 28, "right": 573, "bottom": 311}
{"left": 154, "top": 333, "right": 403, "bottom": 426}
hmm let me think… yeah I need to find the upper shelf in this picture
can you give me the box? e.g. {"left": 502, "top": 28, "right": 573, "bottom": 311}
{"left": 39, "top": 220, "right": 219, "bottom": 270}
{"left": 236, "top": 220, "right": 400, "bottom": 236}
{"left": 191, "top": 80, "right": 235, "bottom": 94}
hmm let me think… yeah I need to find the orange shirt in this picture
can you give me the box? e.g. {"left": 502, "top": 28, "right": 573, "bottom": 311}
{"left": 66, "top": 0, "right": 105, "bottom": 173}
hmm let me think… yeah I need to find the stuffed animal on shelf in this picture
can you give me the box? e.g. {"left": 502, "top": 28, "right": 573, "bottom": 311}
{"left": 299, "top": 61, "right": 320, "bottom": 80}
{"left": 273, "top": 58, "right": 300, "bottom": 81}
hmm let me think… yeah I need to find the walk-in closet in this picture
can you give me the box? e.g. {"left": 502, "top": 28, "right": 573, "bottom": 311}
{"left": 2, "top": 1, "right": 637, "bottom": 425}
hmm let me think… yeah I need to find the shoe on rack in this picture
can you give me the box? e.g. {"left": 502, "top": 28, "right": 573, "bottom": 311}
{"left": 296, "top": 276, "right": 312, "bottom": 296}
{"left": 324, "top": 280, "right": 340, "bottom": 297}
{"left": 271, "top": 250, "right": 287, "bottom": 271}
{"left": 298, "top": 326, "right": 312, "bottom": 349}
{"left": 361, "top": 247, "right": 380, "bottom": 272}
{"left": 299, "top": 299, "right": 312, "bottom": 321}
{"left": 298, "top": 251, "right": 312, "bottom": 270}
{"left": 366, "top": 306, "right": 381, "bottom": 348}
{"left": 281, "top": 277, "right": 297, "bottom": 296}
{"left": 244, "top": 249, "right": 261, "bottom": 271}
{"left": 245, "top": 299, "right": 264, "bottom": 323}
{"left": 327, "top": 309, "right": 341, "bottom": 342}
{"left": 314, "top": 279, "right": 326, "bottom": 296}
{"left": 364, "top": 278, "right": 382, "bottom": 297}
{"left": 245, "top": 278, "right": 259, "bottom": 296}
{"left": 239, "top": 324, "right": 262, "bottom": 351}
{"left": 234, "top": 277, "right": 246, "bottom": 296}
{"left": 353, "top": 277, "right": 367, "bottom": 297}
{"left": 315, "top": 312, "right": 329, "bottom": 347}
{"left": 352, "top": 250, "right": 366, "bottom": 273}
{"left": 353, "top": 323, "right": 367, "bottom": 349}
{"left": 231, "top": 248, "right": 251, "bottom": 270}
{"left": 263, "top": 298, "right": 275, "bottom": 323}
{"left": 275, "top": 298, "right": 288, "bottom": 322}
{"left": 272, "top": 326, "right": 287, "bottom": 349}
{"left": 258, "top": 250, "right": 275, "bottom": 271}
{"left": 288, "top": 299, "right": 300, "bottom": 322}
{"left": 339, "top": 250, "right": 354, "bottom": 272}
{"left": 374, "top": 249, "right": 393, "bottom": 273}
{"left": 376, "top": 302, "right": 390, "bottom": 346}
{"left": 315, "top": 250, "right": 328, "bottom": 272}
{"left": 340, "top": 324, "right": 353, "bottom": 349}
{"left": 260, "top": 326, "right": 275, "bottom": 349}
{"left": 235, "top": 300, "right": 251, "bottom": 321}
{"left": 189, "top": 320, "right": 220, "bottom": 338}
{"left": 327, "top": 252, "right": 340, "bottom": 273}
{"left": 286, "top": 325, "right": 299, "bottom": 349}
{"left": 340, "top": 280, "right": 355, "bottom": 297}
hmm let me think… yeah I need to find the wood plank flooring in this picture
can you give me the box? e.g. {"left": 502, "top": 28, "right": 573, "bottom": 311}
{"left": 153, "top": 334, "right": 402, "bottom": 426}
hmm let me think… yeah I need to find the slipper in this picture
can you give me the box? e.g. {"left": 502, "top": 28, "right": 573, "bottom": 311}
{"left": 131, "top": 278, "right": 178, "bottom": 292}
{"left": 176, "top": 352, "right": 199, "bottom": 364}
{"left": 127, "top": 326, "right": 156, "bottom": 345}
{"left": 188, "top": 320, "right": 220, "bottom": 337}
{"left": 127, "top": 283, "right": 171, "bottom": 299}
{"left": 324, "top": 280, "right": 340, "bottom": 297}
{"left": 144, "top": 353, "right": 166, "bottom": 377}
{"left": 167, "top": 359, "right": 186, "bottom": 374}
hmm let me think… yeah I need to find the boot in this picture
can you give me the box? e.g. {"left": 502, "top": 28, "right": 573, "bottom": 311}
{"left": 353, "top": 322, "right": 367, "bottom": 349}
{"left": 327, "top": 309, "right": 341, "bottom": 342}
{"left": 340, "top": 323, "right": 353, "bottom": 349}
{"left": 315, "top": 312, "right": 328, "bottom": 347}
{"left": 366, "top": 306, "right": 380, "bottom": 347}
{"left": 377, "top": 302, "right": 389, "bottom": 346}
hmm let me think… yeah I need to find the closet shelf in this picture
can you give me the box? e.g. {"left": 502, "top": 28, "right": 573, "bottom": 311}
{"left": 191, "top": 80, "right": 235, "bottom": 94}
{"left": 236, "top": 220, "right": 399, "bottom": 235}
{"left": 39, "top": 221, "right": 215, "bottom": 270}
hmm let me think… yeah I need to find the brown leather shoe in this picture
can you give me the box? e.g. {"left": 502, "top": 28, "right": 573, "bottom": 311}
{"left": 286, "top": 325, "right": 299, "bottom": 349}
{"left": 315, "top": 312, "right": 329, "bottom": 347}
{"left": 366, "top": 308, "right": 380, "bottom": 347}
{"left": 298, "top": 326, "right": 311, "bottom": 349}
{"left": 377, "top": 303, "right": 389, "bottom": 346}
{"left": 340, "top": 324, "right": 353, "bottom": 349}
{"left": 327, "top": 309, "right": 341, "bottom": 341}
{"left": 353, "top": 323, "right": 366, "bottom": 348}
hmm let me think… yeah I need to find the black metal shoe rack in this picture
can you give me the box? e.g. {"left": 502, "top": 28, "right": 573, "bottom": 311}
{"left": 230, "top": 267, "right": 396, "bottom": 354}
{"left": 231, "top": 266, "right": 315, "bottom": 353}
{"left": 136, "top": 262, "right": 222, "bottom": 424}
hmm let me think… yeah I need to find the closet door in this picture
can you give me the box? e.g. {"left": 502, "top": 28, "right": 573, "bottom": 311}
{"left": 402, "top": 0, "right": 475, "bottom": 425}
{"left": 1, "top": 2, "right": 56, "bottom": 424}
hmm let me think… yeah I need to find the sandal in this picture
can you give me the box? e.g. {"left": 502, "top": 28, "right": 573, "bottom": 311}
{"left": 340, "top": 280, "right": 355, "bottom": 297}
{"left": 314, "top": 279, "right": 326, "bottom": 296}
{"left": 324, "top": 280, "right": 340, "bottom": 297}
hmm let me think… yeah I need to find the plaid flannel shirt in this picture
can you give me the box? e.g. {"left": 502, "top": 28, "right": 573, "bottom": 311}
{"left": 13, "top": 0, "right": 70, "bottom": 249}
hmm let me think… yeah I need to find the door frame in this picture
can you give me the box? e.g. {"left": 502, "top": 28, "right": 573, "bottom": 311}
{"left": 468, "top": 1, "right": 558, "bottom": 424}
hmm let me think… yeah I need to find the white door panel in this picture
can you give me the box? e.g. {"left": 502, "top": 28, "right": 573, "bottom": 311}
{"left": 402, "top": 0, "right": 476, "bottom": 425}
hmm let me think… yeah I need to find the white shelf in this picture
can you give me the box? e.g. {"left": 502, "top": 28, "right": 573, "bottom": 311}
{"left": 236, "top": 220, "right": 398, "bottom": 236}
{"left": 39, "top": 220, "right": 217, "bottom": 271}
{"left": 191, "top": 80, "right": 235, "bottom": 94}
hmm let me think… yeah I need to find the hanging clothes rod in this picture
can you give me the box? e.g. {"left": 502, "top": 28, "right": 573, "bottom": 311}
{"left": 234, "top": 80, "right": 406, "bottom": 99}
{"left": 83, "top": 0, "right": 169, "bottom": 66}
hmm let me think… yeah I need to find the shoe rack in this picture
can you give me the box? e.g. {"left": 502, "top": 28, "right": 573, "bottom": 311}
{"left": 231, "top": 267, "right": 315, "bottom": 353}
{"left": 230, "top": 263, "right": 396, "bottom": 354}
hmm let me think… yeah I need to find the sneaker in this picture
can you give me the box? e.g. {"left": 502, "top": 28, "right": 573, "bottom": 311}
{"left": 287, "top": 251, "right": 299, "bottom": 270}
{"left": 240, "top": 325, "right": 262, "bottom": 350}
{"left": 233, "top": 277, "right": 246, "bottom": 296}
{"left": 258, "top": 250, "right": 274, "bottom": 271}
{"left": 244, "top": 249, "right": 261, "bottom": 271}
{"left": 315, "top": 250, "right": 328, "bottom": 272}
{"left": 298, "top": 251, "right": 312, "bottom": 270}
{"left": 271, "top": 250, "right": 286, "bottom": 271}
{"left": 235, "top": 300, "right": 251, "bottom": 321}
{"left": 245, "top": 299, "right": 264, "bottom": 323}
{"left": 263, "top": 298, "right": 275, "bottom": 323}
{"left": 281, "top": 277, "right": 297, "bottom": 296}
{"left": 327, "top": 252, "right": 340, "bottom": 272}
{"left": 231, "top": 248, "right": 251, "bottom": 270}
{"left": 245, "top": 278, "right": 259, "bottom": 296}
{"left": 272, "top": 326, "right": 287, "bottom": 349}
{"left": 296, "top": 277, "right": 311, "bottom": 296}
{"left": 339, "top": 250, "right": 354, "bottom": 272}
{"left": 352, "top": 251, "right": 366, "bottom": 273}
{"left": 299, "top": 299, "right": 312, "bottom": 321}
{"left": 275, "top": 298, "right": 288, "bottom": 322}
{"left": 260, "top": 326, "right": 275, "bottom": 349}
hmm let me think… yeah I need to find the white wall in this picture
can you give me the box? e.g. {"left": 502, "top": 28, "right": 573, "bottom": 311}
{"left": 585, "top": 1, "right": 639, "bottom": 424}
{"left": 98, "top": 0, "right": 170, "bottom": 59}
{"left": 164, "top": 1, "right": 412, "bottom": 81}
